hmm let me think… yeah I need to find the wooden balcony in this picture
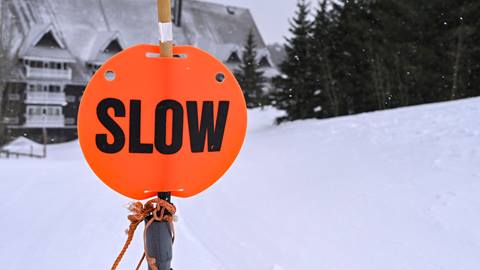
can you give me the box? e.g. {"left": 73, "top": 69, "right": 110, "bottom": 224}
{"left": 24, "top": 115, "right": 65, "bottom": 128}
{"left": 25, "top": 66, "right": 72, "bottom": 80}
{"left": 25, "top": 92, "right": 66, "bottom": 105}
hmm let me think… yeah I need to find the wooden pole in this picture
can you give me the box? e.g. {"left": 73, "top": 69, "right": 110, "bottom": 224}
{"left": 145, "top": 2, "right": 174, "bottom": 270}
{"left": 157, "top": 0, "right": 173, "bottom": 58}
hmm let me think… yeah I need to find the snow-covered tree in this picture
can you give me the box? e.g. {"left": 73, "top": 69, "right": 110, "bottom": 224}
{"left": 272, "top": 0, "right": 318, "bottom": 123}
{"left": 235, "top": 30, "right": 266, "bottom": 108}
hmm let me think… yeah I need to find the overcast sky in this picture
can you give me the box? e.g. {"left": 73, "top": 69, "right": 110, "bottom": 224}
{"left": 206, "top": 0, "right": 298, "bottom": 44}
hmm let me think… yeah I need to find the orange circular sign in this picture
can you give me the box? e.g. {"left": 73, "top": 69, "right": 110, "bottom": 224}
{"left": 78, "top": 45, "right": 247, "bottom": 199}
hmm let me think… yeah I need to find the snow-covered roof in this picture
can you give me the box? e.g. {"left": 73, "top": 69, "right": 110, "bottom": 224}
{"left": 17, "top": 23, "right": 75, "bottom": 61}
{"left": 182, "top": 0, "right": 266, "bottom": 48}
{"left": 83, "top": 31, "right": 126, "bottom": 63}
{"left": 11, "top": 0, "right": 267, "bottom": 59}
{"left": 5, "top": 0, "right": 274, "bottom": 83}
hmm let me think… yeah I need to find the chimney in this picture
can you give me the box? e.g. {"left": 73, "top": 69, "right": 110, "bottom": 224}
{"left": 172, "top": 0, "right": 183, "bottom": 27}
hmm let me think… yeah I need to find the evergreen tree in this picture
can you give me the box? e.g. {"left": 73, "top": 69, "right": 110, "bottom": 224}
{"left": 311, "top": 0, "right": 342, "bottom": 117}
{"left": 333, "top": 0, "right": 377, "bottom": 114}
{"left": 275, "top": 0, "right": 480, "bottom": 123}
{"left": 272, "top": 0, "right": 317, "bottom": 123}
{"left": 465, "top": 0, "right": 480, "bottom": 97}
{"left": 441, "top": 0, "right": 480, "bottom": 99}
{"left": 234, "top": 30, "right": 266, "bottom": 108}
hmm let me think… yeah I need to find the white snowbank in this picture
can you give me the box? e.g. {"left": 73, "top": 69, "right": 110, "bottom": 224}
{"left": 1, "top": 136, "right": 44, "bottom": 156}
{"left": 1, "top": 99, "right": 480, "bottom": 270}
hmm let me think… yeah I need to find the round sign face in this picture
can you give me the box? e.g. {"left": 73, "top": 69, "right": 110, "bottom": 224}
{"left": 78, "top": 45, "right": 247, "bottom": 199}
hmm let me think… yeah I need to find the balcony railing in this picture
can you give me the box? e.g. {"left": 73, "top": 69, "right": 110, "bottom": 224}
{"left": 24, "top": 115, "right": 65, "bottom": 128}
{"left": 25, "top": 92, "right": 66, "bottom": 105}
{"left": 25, "top": 66, "right": 72, "bottom": 80}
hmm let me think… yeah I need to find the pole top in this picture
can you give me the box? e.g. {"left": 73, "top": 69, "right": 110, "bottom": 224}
{"left": 157, "top": 0, "right": 173, "bottom": 58}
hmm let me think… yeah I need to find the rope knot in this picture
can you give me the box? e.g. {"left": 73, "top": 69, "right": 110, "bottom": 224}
{"left": 112, "top": 198, "right": 176, "bottom": 270}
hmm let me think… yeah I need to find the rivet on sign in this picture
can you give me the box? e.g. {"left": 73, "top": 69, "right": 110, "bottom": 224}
{"left": 105, "top": 70, "right": 116, "bottom": 81}
{"left": 216, "top": 73, "right": 225, "bottom": 83}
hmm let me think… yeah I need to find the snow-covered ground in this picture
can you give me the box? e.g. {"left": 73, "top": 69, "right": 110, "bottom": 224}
{"left": 1, "top": 137, "right": 45, "bottom": 157}
{"left": 1, "top": 98, "right": 480, "bottom": 270}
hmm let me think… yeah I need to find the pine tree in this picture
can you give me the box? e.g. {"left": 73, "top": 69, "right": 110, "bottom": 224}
{"left": 272, "top": 0, "right": 317, "bottom": 123}
{"left": 333, "top": 0, "right": 377, "bottom": 114}
{"left": 465, "top": 0, "right": 480, "bottom": 97}
{"left": 234, "top": 30, "right": 266, "bottom": 108}
{"left": 311, "top": 0, "right": 342, "bottom": 118}
{"left": 441, "top": 0, "right": 480, "bottom": 99}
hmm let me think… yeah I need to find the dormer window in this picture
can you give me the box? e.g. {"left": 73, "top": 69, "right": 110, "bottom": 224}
{"left": 35, "top": 31, "right": 62, "bottom": 48}
{"left": 104, "top": 39, "right": 123, "bottom": 54}
{"left": 259, "top": 56, "right": 271, "bottom": 68}
{"left": 227, "top": 51, "right": 240, "bottom": 63}
{"left": 226, "top": 6, "right": 235, "bottom": 15}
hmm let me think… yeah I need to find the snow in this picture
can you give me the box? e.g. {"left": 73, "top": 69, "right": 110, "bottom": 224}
{"left": 1, "top": 98, "right": 480, "bottom": 270}
{"left": 1, "top": 136, "right": 44, "bottom": 156}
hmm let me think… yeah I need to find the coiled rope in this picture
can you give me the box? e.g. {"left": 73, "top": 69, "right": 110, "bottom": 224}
{"left": 111, "top": 198, "right": 176, "bottom": 270}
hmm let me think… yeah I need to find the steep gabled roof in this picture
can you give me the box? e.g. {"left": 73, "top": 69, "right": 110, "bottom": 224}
{"left": 8, "top": 0, "right": 273, "bottom": 83}
{"left": 42, "top": 0, "right": 267, "bottom": 62}
{"left": 182, "top": 0, "right": 266, "bottom": 48}
{"left": 196, "top": 38, "right": 242, "bottom": 62}
{"left": 255, "top": 48, "right": 275, "bottom": 68}
{"left": 84, "top": 31, "right": 126, "bottom": 63}
{"left": 18, "top": 23, "right": 75, "bottom": 61}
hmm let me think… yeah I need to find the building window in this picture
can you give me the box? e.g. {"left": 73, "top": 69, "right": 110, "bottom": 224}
{"left": 259, "top": 56, "right": 271, "bottom": 68}
{"left": 104, "top": 39, "right": 123, "bottom": 54}
{"left": 226, "top": 6, "right": 236, "bottom": 15}
{"left": 35, "top": 31, "right": 62, "bottom": 48}
{"left": 27, "top": 84, "right": 63, "bottom": 93}
{"left": 26, "top": 60, "right": 67, "bottom": 70}
{"left": 49, "top": 85, "right": 61, "bottom": 92}
{"left": 30, "top": 60, "right": 42, "bottom": 68}
{"left": 227, "top": 52, "right": 241, "bottom": 63}
{"left": 27, "top": 106, "right": 43, "bottom": 115}
{"left": 27, "top": 106, "right": 62, "bottom": 116}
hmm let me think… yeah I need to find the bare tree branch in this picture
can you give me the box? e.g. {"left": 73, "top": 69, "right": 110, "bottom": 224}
{"left": 0, "top": 0, "right": 15, "bottom": 144}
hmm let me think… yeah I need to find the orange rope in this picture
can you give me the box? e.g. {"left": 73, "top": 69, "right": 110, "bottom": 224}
{"left": 111, "top": 198, "right": 176, "bottom": 270}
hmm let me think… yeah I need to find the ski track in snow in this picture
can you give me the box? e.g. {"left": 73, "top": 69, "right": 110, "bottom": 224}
{"left": 1, "top": 98, "right": 480, "bottom": 270}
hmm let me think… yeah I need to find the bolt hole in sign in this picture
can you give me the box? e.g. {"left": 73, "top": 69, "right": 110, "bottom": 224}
{"left": 78, "top": 45, "right": 247, "bottom": 199}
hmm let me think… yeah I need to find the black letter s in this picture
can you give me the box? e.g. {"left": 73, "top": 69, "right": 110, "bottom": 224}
{"left": 96, "top": 98, "right": 126, "bottom": 154}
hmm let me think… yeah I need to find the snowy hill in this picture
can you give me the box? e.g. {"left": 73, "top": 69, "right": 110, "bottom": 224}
{"left": 1, "top": 98, "right": 480, "bottom": 270}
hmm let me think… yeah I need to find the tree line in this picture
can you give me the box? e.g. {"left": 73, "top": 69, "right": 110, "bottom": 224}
{"left": 236, "top": 0, "right": 480, "bottom": 123}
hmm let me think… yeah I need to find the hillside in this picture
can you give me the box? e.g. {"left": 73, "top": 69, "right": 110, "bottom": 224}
{"left": 1, "top": 98, "right": 480, "bottom": 270}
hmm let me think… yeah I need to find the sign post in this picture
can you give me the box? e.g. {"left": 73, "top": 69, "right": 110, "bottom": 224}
{"left": 146, "top": 3, "right": 174, "bottom": 270}
{"left": 158, "top": 0, "right": 173, "bottom": 58}
{"left": 77, "top": 1, "right": 247, "bottom": 269}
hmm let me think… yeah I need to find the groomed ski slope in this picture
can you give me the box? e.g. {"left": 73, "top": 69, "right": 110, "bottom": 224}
{"left": 1, "top": 98, "right": 480, "bottom": 270}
